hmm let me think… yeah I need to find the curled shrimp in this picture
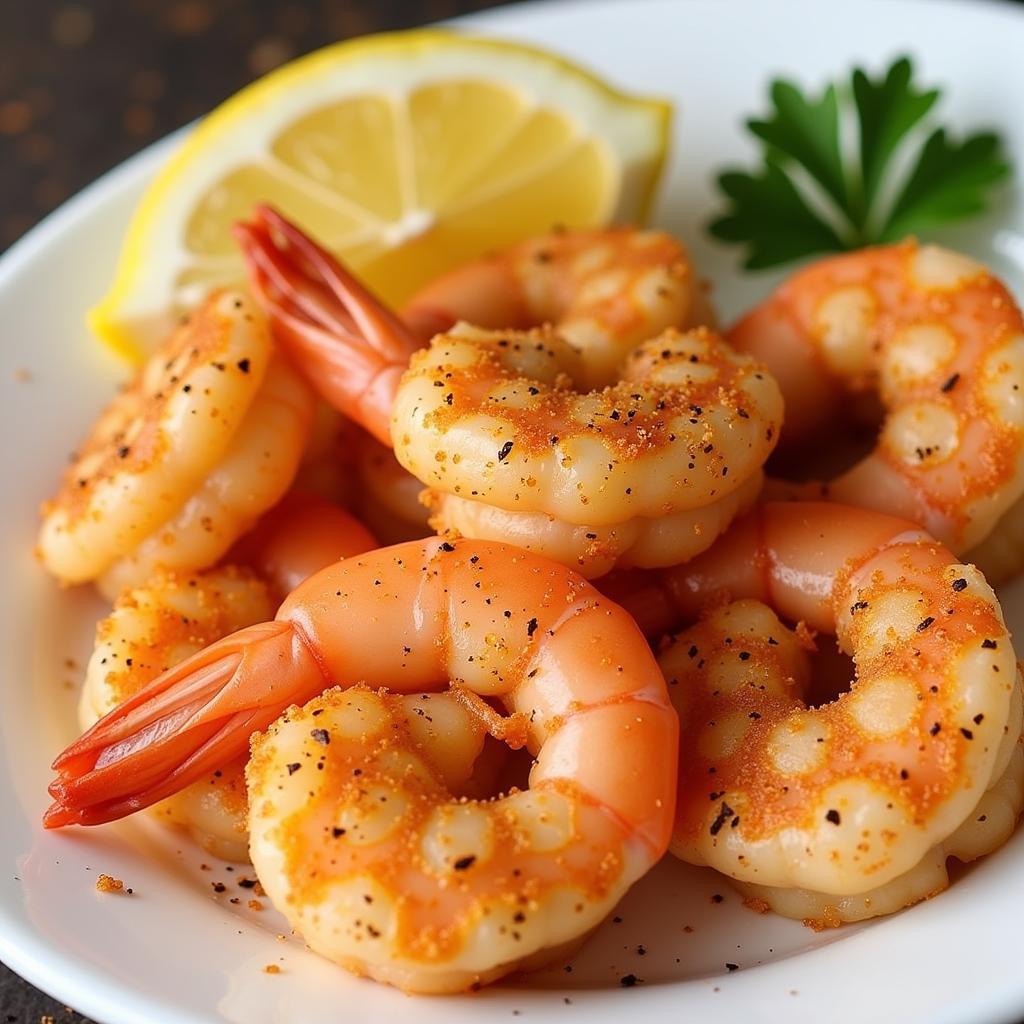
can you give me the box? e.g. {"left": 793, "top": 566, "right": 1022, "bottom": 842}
{"left": 398, "top": 322, "right": 779, "bottom": 576}
{"left": 79, "top": 493, "right": 377, "bottom": 860}
{"left": 644, "top": 502, "right": 1019, "bottom": 909}
{"left": 236, "top": 208, "right": 775, "bottom": 574}
{"left": 728, "top": 242, "right": 1024, "bottom": 552}
{"left": 234, "top": 205, "right": 709, "bottom": 444}
{"left": 44, "top": 538, "right": 677, "bottom": 992}
{"left": 402, "top": 224, "right": 714, "bottom": 388}
{"left": 38, "top": 290, "right": 315, "bottom": 594}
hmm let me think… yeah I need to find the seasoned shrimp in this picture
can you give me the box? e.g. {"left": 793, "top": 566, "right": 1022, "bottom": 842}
{"left": 728, "top": 242, "right": 1024, "bottom": 552}
{"left": 79, "top": 493, "right": 377, "bottom": 860}
{"left": 236, "top": 209, "right": 777, "bottom": 574}
{"left": 38, "top": 290, "right": 315, "bottom": 591}
{"left": 45, "top": 539, "right": 676, "bottom": 993}
{"left": 81, "top": 568, "right": 273, "bottom": 861}
{"left": 398, "top": 323, "right": 778, "bottom": 575}
{"left": 235, "top": 204, "right": 709, "bottom": 445}
{"left": 400, "top": 223, "right": 713, "bottom": 388}
{"left": 650, "top": 502, "right": 1018, "bottom": 902}
{"left": 735, "top": 679, "right": 1023, "bottom": 927}
{"left": 97, "top": 350, "right": 314, "bottom": 599}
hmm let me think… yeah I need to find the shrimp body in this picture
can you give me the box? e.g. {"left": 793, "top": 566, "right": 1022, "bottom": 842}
{"left": 38, "top": 291, "right": 315, "bottom": 589}
{"left": 735, "top": 681, "right": 1023, "bottom": 927}
{"left": 78, "top": 493, "right": 378, "bottom": 860}
{"left": 402, "top": 226, "right": 712, "bottom": 389}
{"left": 651, "top": 503, "right": 1018, "bottom": 901}
{"left": 393, "top": 323, "right": 780, "bottom": 575}
{"left": 97, "top": 351, "right": 314, "bottom": 599}
{"left": 729, "top": 242, "right": 1024, "bottom": 552}
{"left": 45, "top": 539, "right": 676, "bottom": 992}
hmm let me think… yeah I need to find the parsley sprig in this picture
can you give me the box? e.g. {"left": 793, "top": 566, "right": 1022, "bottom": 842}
{"left": 710, "top": 57, "right": 1011, "bottom": 269}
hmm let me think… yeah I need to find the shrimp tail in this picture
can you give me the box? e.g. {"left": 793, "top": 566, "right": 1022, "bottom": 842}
{"left": 233, "top": 205, "right": 421, "bottom": 445}
{"left": 44, "top": 620, "right": 326, "bottom": 828}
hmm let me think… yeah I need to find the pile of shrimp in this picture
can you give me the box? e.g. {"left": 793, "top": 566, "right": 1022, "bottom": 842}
{"left": 36, "top": 204, "right": 1024, "bottom": 992}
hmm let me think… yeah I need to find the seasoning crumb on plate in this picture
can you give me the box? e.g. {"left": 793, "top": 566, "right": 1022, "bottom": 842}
{"left": 95, "top": 874, "right": 125, "bottom": 893}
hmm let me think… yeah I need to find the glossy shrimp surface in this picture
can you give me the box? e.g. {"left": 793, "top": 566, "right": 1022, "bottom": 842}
{"left": 393, "top": 323, "right": 781, "bottom": 575}
{"left": 45, "top": 539, "right": 677, "bottom": 992}
{"left": 729, "top": 242, "right": 1024, "bottom": 552}
{"left": 651, "top": 503, "right": 1018, "bottom": 901}
{"left": 78, "top": 494, "right": 378, "bottom": 859}
{"left": 38, "top": 290, "right": 315, "bottom": 591}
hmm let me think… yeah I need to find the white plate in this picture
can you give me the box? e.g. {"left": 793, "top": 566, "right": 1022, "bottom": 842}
{"left": 2, "top": 1, "right": 1024, "bottom": 1021}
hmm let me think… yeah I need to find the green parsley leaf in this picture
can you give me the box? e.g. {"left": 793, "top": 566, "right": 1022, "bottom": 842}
{"left": 881, "top": 129, "right": 1010, "bottom": 241}
{"left": 710, "top": 56, "right": 1011, "bottom": 269}
{"left": 710, "top": 161, "right": 845, "bottom": 270}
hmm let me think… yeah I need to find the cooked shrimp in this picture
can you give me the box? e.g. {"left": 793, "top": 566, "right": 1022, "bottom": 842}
{"left": 97, "top": 351, "right": 315, "bottom": 599}
{"left": 79, "top": 493, "right": 377, "bottom": 860}
{"left": 401, "top": 223, "right": 713, "bottom": 388}
{"left": 353, "top": 432, "right": 431, "bottom": 543}
{"left": 235, "top": 208, "right": 768, "bottom": 575}
{"left": 734, "top": 679, "right": 1023, "bottom": 927}
{"left": 728, "top": 242, "right": 1024, "bottom": 552}
{"left": 38, "top": 290, "right": 315, "bottom": 590}
{"left": 398, "top": 323, "right": 779, "bottom": 576}
{"left": 234, "top": 205, "right": 709, "bottom": 445}
{"left": 652, "top": 502, "right": 1018, "bottom": 900}
{"left": 45, "top": 538, "right": 676, "bottom": 993}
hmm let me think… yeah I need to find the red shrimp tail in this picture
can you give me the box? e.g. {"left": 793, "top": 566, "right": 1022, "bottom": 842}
{"left": 233, "top": 205, "right": 422, "bottom": 445}
{"left": 44, "top": 621, "right": 328, "bottom": 828}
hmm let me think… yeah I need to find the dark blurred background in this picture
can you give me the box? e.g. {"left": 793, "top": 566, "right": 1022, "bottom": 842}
{"left": 0, "top": 1, "right": 518, "bottom": 1017}
{"left": 0, "top": 0, "right": 520, "bottom": 254}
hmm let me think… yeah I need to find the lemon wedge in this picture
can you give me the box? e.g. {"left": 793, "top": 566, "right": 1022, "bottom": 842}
{"left": 90, "top": 29, "right": 672, "bottom": 361}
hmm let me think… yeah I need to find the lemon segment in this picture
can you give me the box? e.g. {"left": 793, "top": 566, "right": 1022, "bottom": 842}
{"left": 90, "top": 29, "right": 672, "bottom": 361}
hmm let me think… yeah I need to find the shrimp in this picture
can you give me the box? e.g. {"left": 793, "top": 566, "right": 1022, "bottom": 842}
{"left": 236, "top": 210, "right": 778, "bottom": 575}
{"left": 728, "top": 242, "right": 1024, "bottom": 552}
{"left": 400, "top": 224, "right": 714, "bottom": 389}
{"left": 234, "top": 204, "right": 709, "bottom": 446}
{"left": 647, "top": 502, "right": 1018, "bottom": 906}
{"left": 38, "top": 290, "right": 316, "bottom": 593}
{"left": 353, "top": 431, "right": 432, "bottom": 543}
{"left": 79, "top": 493, "right": 378, "bottom": 860}
{"left": 44, "top": 538, "right": 677, "bottom": 992}
{"left": 398, "top": 322, "right": 778, "bottom": 576}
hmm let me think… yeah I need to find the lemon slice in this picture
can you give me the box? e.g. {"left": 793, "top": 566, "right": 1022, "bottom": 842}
{"left": 90, "top": 29, "right": 672, "bottom": 361}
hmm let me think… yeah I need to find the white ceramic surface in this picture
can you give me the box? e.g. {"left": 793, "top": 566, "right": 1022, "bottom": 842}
{"left": 2, "top": 1, "right": 1024, "bottom": 1022}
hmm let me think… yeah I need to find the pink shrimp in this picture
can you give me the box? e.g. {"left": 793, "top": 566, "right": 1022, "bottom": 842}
{"left": 235, "top": 207, "right": 777, "bottom": 577}
{"left": 728, "top": 242, "right": 1024, "bottom": 553}
{"left": 76, "top": 492, "right": 378, "bottom": 859}
{"left": 234, "top": 205, "right": 706, "bottom": 443}
{"left": 46, "top": 538, "right": 675, "bottom": 991}
{"left": 607, "top": 502, "right": 1020, "bottom": 922}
